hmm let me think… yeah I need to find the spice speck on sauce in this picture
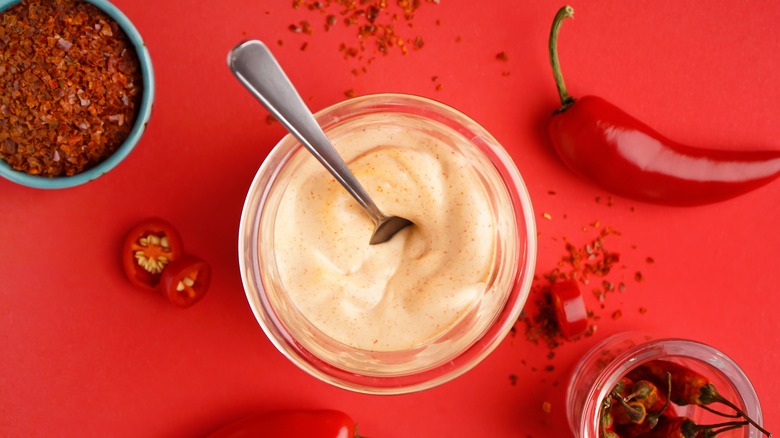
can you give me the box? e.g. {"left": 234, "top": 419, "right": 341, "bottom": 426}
{"left": 0, "top": 0, "right": 143, "bottom": 177}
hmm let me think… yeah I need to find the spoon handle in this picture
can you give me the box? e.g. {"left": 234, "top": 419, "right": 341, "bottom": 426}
{"left": 228, "top": 40, "right": 385, "bottom": 225}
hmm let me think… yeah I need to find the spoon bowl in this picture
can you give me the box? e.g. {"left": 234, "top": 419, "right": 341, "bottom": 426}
{"left": 228, "top": 40, "right": 413, "bottom": 244}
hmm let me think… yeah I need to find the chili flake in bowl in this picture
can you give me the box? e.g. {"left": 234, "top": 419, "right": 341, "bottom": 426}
{"left": 0, "top": 0, "right": 153, "bottom": 189}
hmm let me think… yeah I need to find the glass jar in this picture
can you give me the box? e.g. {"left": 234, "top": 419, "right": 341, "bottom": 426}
{"left": 238, "top": 93, "right": 536, "bottom": 394}
{"left": 567, "top": 332, "right": 765, "bottom": 438}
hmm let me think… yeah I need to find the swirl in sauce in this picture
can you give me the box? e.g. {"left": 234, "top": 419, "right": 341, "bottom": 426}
{"left": 274, "top": 121, "right": 495, "bottom": 351}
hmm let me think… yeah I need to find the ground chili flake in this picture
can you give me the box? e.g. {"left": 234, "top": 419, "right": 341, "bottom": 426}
{"left": 0, "top": 0, "right": 143, "bottom": 177}
{"left": 516, "top": 222, "right": 645, "bottom": 351}
{"left": 290, "top": 0, "right": 438, "bottom": 62}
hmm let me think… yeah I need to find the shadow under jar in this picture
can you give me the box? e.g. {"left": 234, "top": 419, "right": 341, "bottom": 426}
{"left": 238, "top": 93, "right": 536, "bottom": 394}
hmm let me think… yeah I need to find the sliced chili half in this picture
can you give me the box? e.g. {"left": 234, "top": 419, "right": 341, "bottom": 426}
{"left": 122, "top": 218, "right": 184, "bottom": 290}
{"left": 160, "top": 255, "right": 211, "bottom": 308}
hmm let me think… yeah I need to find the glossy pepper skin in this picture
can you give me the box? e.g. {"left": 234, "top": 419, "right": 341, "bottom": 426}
{"left": 205, "top": 410, "right": 360, "bottom": 438}
{"left": 547, "top": 6, "right": 780, "bottom": 206}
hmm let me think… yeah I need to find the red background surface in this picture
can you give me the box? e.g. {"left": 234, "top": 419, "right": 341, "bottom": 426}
{"left": 2, "top": 1, "right": 779, "bottom": 436}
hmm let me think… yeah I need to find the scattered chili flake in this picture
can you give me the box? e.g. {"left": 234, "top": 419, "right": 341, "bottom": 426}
{"left": 645, "top": 256, "right": 655, "bottom": 264}
{"left": 543, "top": 213, "right": 552, "bottom": 220}
{"left": 496, "top": 51, "right": 509, "bottom": 61}
{"left": 639, "top": 307, "right": 648, "bottom": 314}
{"left": 0, "top": 0, "right": 143, "bottom": 177}
{"left": 517, "top": 221, "right": 643, "bottom": 355}
{"left": 542, "top": 401, "right": 552, "bottom": 414}
{"left": 611, "top": 309, "right": 623, "bottom": 320}
{"left": 291, "top": 0, "right": 438, "bottom": 63}
{"left": 634, "top": 271, "right": 644, "bottom": 282}
{"left": 344, "top": 89, "right": 356, "bottom": 98}
{"left": 288, "top": 20, "right": 313, "bottom": 35}
{"left": 435, "top": 83, "right": 443, "bottom": 91}
{"left": 325, "top": 14, "right": 337, "bottom": 30}
{"left": 307, "top": 0, "right": 324, "bottom": 10}
{"left": 509, "top": 374, "right": 518, "bottom": 386}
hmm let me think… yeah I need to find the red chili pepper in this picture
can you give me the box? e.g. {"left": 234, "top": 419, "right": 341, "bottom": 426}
{"left": 627, "top": 380, "right": 663, "bottom": 412}
{"left": 617, "top": 415, "right": 659, "bottom": 438}
{"left": 636, "top": 416, "right": 696, "bottom": 438}
{"left": 611, "top": 400, "right": 646, "bottom": 426}
{"left": 547, "top": 6, "right": 780, "bottom": 206}
{"left": 634, "top": 416, "right": 754, "bottom": 438}
{"left": 205, "top": 409, "right": 361, "bottom": 438}
{"left": 615, "top": 376, "right": 672, "bottom": 438}
{"left": 633, "top": 360, "right": 771, "bottom": 437}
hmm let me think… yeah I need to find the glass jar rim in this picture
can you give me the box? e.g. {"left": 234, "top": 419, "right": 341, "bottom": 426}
{"left": 238, "top": 93, "right": 537, "bottom": 394}
{"left": 567, "top": 333, "right": 764, "bottom": 438}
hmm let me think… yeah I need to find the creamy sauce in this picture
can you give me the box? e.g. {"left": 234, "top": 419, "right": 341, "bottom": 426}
{"left": 273, "top": 121, "right": 496, "bottom": 351}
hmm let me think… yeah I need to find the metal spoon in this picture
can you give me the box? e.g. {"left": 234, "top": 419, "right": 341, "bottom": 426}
{"left": 228, "top": 40, "right": 413, "bottom": 245}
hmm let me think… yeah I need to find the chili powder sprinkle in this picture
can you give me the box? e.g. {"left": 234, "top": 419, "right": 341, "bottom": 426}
{"left": 0, "top": 0, "right": 143, "bottom": 177}
{"left": 290, "top": 0, "right": 439, "bottom": 61}
{"left": 517, "top": 224, "right": 638, "bottom": 350}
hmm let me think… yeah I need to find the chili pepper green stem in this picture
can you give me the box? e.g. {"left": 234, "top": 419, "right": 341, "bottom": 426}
{"left": 549, "top": 5, "right": 575, "bottom": 112}
{"left": 701, "top": 384, "right": 772, "bottom": 437}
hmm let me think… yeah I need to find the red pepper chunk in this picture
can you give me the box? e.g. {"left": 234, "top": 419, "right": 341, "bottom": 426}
{"left": 547, "top": 6, "right": 780, "bottom": 206}
{"left": 550, "top": 280, "right": 588, "bottom": 339}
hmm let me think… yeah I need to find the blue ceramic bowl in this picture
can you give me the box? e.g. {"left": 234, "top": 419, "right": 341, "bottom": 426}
{"left": 0, "top": 0, "right": 154, "bottom": 189}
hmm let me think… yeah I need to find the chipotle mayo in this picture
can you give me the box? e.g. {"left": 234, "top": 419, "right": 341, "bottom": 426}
{"left": 273, "top": 117, "right": 496, "bottom": 351}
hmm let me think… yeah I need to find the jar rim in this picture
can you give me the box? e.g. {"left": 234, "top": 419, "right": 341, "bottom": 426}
{"left": 238, "top": 93, "right": 537, "bottom": 394}
{"left": 567, "top": 333, "right": 764, "bottom": 438}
